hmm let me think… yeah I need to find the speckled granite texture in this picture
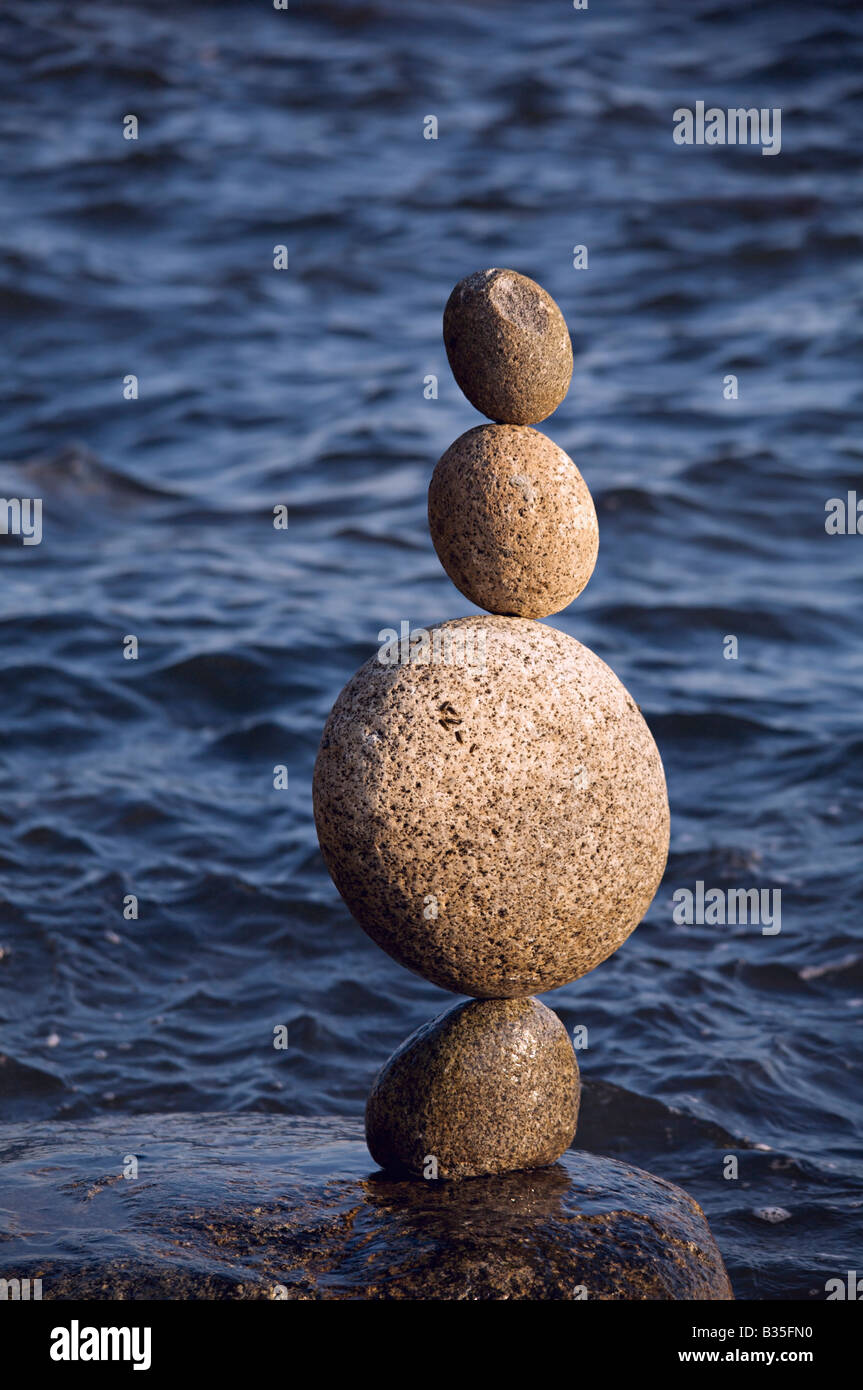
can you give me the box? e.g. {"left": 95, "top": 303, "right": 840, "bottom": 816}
{"left": 428, "top": 423, "right": 598, "bottom": 617}
{"left": 443, "top": 268, "right": 573, "bottom": 424}
{"left": 313, "top": 616, "right": 670, "bottom": 997}
{"left": 366, "top": 997, "right": 580, "bottom": 1178}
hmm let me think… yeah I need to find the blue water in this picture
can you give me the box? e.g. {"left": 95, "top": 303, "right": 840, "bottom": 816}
{"left": 1, "top": 0, "right": 862, "bottom": 1299}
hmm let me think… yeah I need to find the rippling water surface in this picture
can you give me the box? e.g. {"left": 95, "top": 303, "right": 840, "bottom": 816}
{"left": 1, "top": 0, "right": 862, "bottom": 1299}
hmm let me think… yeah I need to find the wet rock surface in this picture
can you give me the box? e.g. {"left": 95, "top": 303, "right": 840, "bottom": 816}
{"left": 0, "top": 1113, "right": 732, "bottom": 1300}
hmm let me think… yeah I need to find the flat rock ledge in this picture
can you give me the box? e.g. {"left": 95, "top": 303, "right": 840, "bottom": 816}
{"left": 0, "top": 1113, "right": 732, "bottom": 1301}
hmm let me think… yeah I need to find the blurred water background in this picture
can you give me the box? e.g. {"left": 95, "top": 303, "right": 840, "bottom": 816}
{"left": 1, "top": 0, "right": 862, "bottom": 1298}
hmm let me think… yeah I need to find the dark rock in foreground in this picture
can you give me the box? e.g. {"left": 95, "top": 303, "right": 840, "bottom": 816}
{"left": 0, "top": 1113, "right": 732, "bottom": 1300}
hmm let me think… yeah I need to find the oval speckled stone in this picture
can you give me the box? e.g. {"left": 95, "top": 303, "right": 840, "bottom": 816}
{"left": 365, "top": 998, "right": 579, "bottom": 1179}
{"left": 428, "top": 424, "right": 598, "bottom": 618}
{"left": 312, "top": 616, "right": 670, "bottom": 998}
{"left": 443, "top": 268, "right": 573, "bottom": 424}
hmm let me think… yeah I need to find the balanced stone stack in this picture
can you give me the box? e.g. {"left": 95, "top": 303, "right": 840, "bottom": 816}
{"left": 313, "top": 268, "right": 670, "bottom": 1180}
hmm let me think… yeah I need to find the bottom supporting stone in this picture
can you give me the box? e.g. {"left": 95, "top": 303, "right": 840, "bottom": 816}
{"left": 0, "top": 1113, "right": 732, "bottom": 1300}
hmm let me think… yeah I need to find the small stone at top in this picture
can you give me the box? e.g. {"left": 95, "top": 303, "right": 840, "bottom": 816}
{"left": 443, "top": 268, "right": 573, "bottom": 425}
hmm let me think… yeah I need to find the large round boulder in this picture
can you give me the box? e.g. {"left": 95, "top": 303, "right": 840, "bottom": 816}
{"left": 313, "top": 616, "right": 669, "bottom": 997}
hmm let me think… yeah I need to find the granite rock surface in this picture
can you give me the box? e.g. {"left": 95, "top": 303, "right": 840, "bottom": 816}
{"left": 313, "top": 616, "right": 670, "bottom": 997}
{"left": 428, "top": 423, "right": 598, "bottom": 617}
{"left": 366, "top": 997, "right": 580, "bottom": 1178}
{"left": 443, "top": 268, "right": 573, "bottom": 424}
